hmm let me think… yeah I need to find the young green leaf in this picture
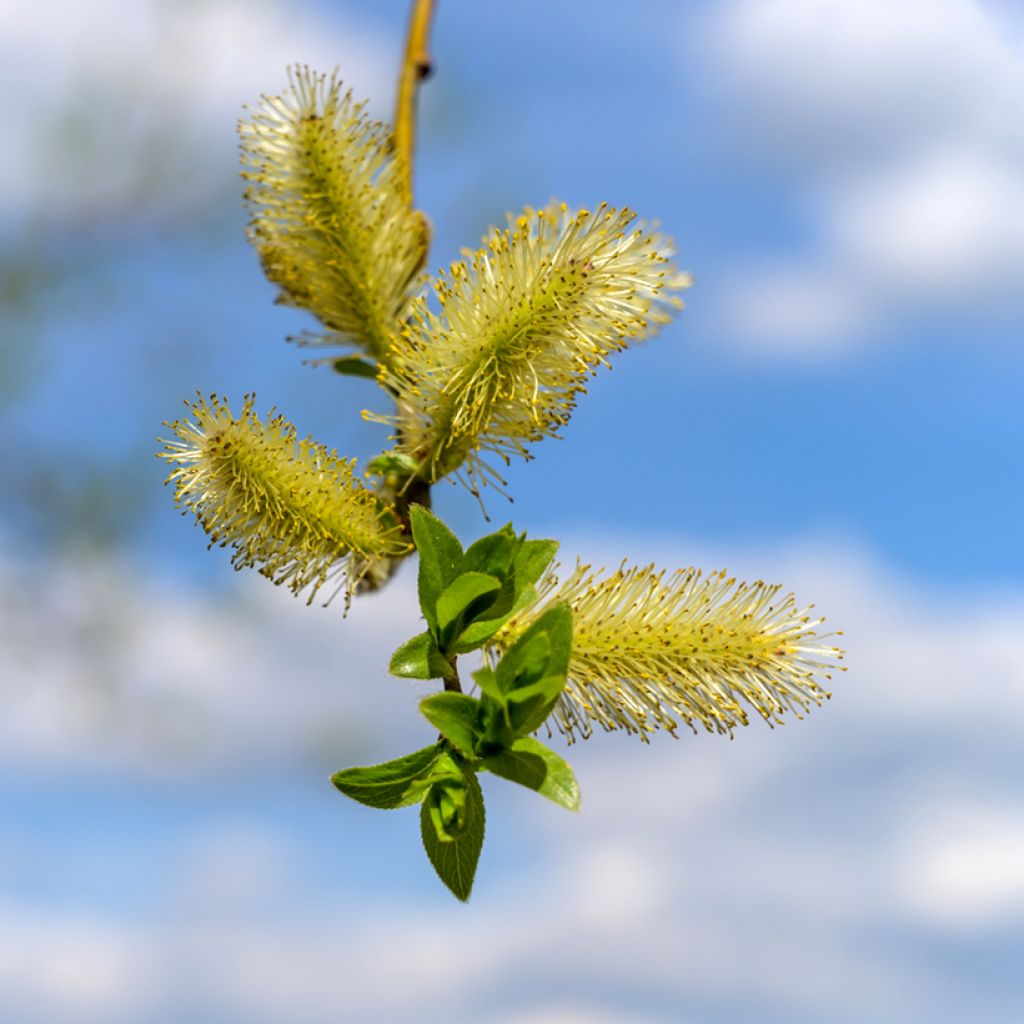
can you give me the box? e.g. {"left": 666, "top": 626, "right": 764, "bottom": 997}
{"left": 331, "top": 744, "right": 444, "bottom": 809}
{"left": 512, "top": 539, "right": 559, "bottom": 593}
{"left": 389, "top": 631, "right": 452, "bottom": 681}
{"left": 420, "top": 768, "right": 486, "bottom": 902}
{"left": 472, "top": 670, "right": 517, "bottom": 749}
{"left": 476, "top": 698, "right": 513, "bottom": 752}
{"left": 482, "top": 736, "right": 580, "bottom": 811}
{"left": 366, "top": 451, "right": 421, "bottom": 478}
{"left": 424, "top": 778, "right": 469, "bottom": 838}
{"left": 495, "top": 630, "right": 551, "bottom": 695}
{"left": 410, "top": 505, "right": 464, "bottom": 633}
{"left": 527, "top": 602, "right": 573, "bottom": 679}
{"left": 420, "top": 692, "right": 482, "bottom": 758}
{"left": 494, "top": 601, "right": 573, "bottom": 694}
{"left": 453, "top": 535, "right": 559, "bottom": 652}
{"left": 331, "top": 356, "right": 379, "bottom": 379}
{"left": 452, "top": 586, "right": 517, "bottom": 652}
{"left": 471, "top": 666, "right": 503, "bottom": 703}
{"left": 486, "top": 602, "right": 574, "bottom": 737}
{"left": 504, "top": 678, "right": 567, "bottom": 737}
{"left": 435, "top": 572, "right": 501, "bottom": 648}
{"left": 462, "top": 527, "right": 516, "bottom": 578}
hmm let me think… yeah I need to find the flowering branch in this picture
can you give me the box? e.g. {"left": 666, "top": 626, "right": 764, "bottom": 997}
{"left": 158, "top": 2, "right": 846, "bottom": 902}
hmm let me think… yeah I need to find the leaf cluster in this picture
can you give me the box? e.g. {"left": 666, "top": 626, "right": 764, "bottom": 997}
{"left": 332, "top": 507, "right": 578, "bottom": 900}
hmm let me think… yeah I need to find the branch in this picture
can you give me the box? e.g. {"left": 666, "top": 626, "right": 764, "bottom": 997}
{"left": 394, "top": 0, "right": 437, "bottom": 203}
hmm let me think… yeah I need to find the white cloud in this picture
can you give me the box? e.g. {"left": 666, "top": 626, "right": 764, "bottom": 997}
{"left": 0, "top": 904, "right": 155, "bottom": 1023}
{"left": 700, "top": 0, "right": 1024, "bottom": 349}
{"left": 717, "top": 265, "right": 867, "bottom": 351}
{"left": 896, "top": 801, "right": 1024, "bottom": 928}
{"left": 0, "top": 542, "right": 424, "bottom": 774}
{"left": 706, "top": 0, "right": 1024, "bottom": 164}
{"left": 828, "top": 148, "right": 1024, "bottom": 296}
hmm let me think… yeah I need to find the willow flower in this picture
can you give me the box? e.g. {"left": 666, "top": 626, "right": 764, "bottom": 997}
{"left": 492, "top": 562, "right": 844, "bottom": 742}
{"left": 239, "top": 65, "right": 428, "bottom": 361}
{"left": 383, "top": 202, "right": 691, "bottom": 491}
{"left": 159, "top": 394, "right": 410, "bottom": 605}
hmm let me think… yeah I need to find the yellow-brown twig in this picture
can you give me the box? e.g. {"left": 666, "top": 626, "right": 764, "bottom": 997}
{"left": 394, "top": 0, "right": 437, "bottom": 203}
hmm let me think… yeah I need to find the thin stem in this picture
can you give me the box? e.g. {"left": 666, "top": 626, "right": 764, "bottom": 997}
{"left": 394, "top": 0, "right": 437, "bottom": 203}
{"left": 392, "top": 0, "right": 437, "bottom": 537}
{"left": 367, "top": 0, "right": 438, "bottom": 592}
{"left": 443, "top": 655, "right": 463, "bottom": 693}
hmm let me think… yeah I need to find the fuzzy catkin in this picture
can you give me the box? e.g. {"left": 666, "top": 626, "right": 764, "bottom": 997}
{"left": 239, "top": 66, "right": 428, "bottom": 360}
{"left": 383, "top": 203, "right": 692, "bottom": 492}
{"left": 493, "top": 562, "right": 845, "bottom": 741}
{"left": 160, "top": 394, "right": 410, "bottom": 606}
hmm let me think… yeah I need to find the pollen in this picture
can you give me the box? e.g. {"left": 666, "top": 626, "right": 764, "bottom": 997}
{"left": 158, "top": 394, "right": 411, "bottom": 606}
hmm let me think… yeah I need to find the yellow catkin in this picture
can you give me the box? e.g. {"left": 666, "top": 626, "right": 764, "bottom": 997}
{"left": 159, "top": 394, "right": 410, "bottom": 606}
{"left": 239, "top": 66, "right": 428, "bottom": 361}
{"left": 492, "top": 562, "right": 845, "bottom": 742}
{"left": 381, "top": 203, "right": 692, "bottom": 492}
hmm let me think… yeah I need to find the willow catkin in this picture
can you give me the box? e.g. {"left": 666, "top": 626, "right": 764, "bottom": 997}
{"left": 159, "top": 394, "right": 410, "bottom": 606}
{"left": 493, "top": 562, "right": 845, "bottom": 741}
{"left": 382, "top": 203, "right": 691, "bottom": 491}
{"left": 239, "top": 66, "right": 428, "bottom": 360}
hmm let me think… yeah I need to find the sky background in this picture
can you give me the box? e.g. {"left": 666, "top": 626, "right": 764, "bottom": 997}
{"left": 2, "top": 0, "right": 1023, "bottom": 1021}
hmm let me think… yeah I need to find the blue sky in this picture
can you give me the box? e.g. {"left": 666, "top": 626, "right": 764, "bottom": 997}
{"left": 2, "top": 1, "right": 1023, "bottom": 1021}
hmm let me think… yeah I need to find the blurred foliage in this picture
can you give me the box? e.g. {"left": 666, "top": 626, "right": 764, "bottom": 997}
{"left": 0, "top": 15, "right": 238, "bottom": 552}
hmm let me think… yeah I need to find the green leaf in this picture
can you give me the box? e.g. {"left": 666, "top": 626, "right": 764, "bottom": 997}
{"left": 332, "top": 356, "right": 379, "bottom": 379}
{"left": 505, "top": 678, "right": 566, "bottom": 737}
{"left": 471, "top": 666, "right": 503, "bottom": 703}
{"left": 490, "top": 602, "right": 574, "bottom": 736}
{"left": 495, "top": 630, "right": 551, "bottom": 695}
{"left": 501, "top": 670, "right": 571, "bottom": 736}
{"left": 420, "top": 692, "right": 481, "bottom": 758}
{"left": 462, "top": 527, "right": 516, "bottom": 578}
{"left": 331, "top": 744, "right": 444, "bottom": 809}
{"left": 477, "top": 698, "right": 513, "bottom": 752}
{"left": 530, "top": 602, "right": 573, "bottom": 679}
{"left": 483, "top": 736, "right": 580, "bottom": 811}
{"left": 389, "top": 631, "right": 452, "bottom": 681}
{"left": 452, "top": 590, "right": 516, "bottom": 651}
{"left": 436, "top": 572, "right": 501, "bottom": 648}
{"left": 366, "top": 451, "right": 420, "bottom": 478}
{"left": 425, "top": 778, "right": 469, "bottom": 837}
{"left": 512, "top": 538, "right": 559, "bottom": 592}
{"left": 410, "top": 505, "right": 464, "bottom": 635}
{"left": 420, "top": 768, "right": 486, "bottom": 901}
{"left": 452, "top": 535, "right": 558, "bottom": 653}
